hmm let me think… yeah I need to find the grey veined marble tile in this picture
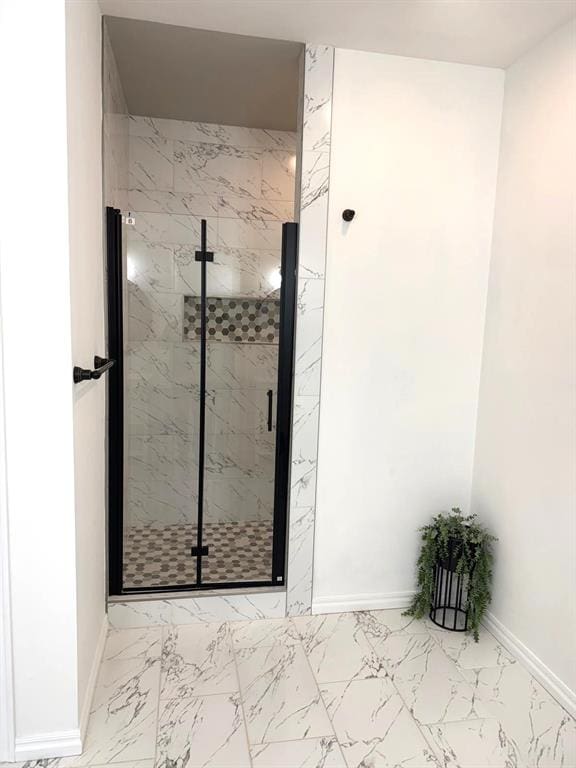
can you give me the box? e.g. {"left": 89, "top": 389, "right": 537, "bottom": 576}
{"left": 235, "top": 643, "right": 333, "bottom": 744}
{"left": 103, "top": 627, "right": 162, "bottom": 663}
{"left": 371, "top": 633, "right": 490, "bottom": 725}
{"left": 156, "top": 694, "right": 251, "bottom": 768}
{"left": 160, "top": 622, "right": 238, "bottom": 699}
{"left": 286, "top": 505, "right": 314, "bottom": 617}
{"left": 429, "top": 626, "right": 516, "bottom": 669}
{"left": 128, "top": 285, "right": 182, "bottom": 342}
{"left": 261, "top": 150, "right": 297, "bottom": 201}
{"left": 303, "top": 45, "right": 334, "bottom": 153}
{"left": 321, "top": 677, "right": 440, "bottom": 768}
{"left": 68, "top": 657, "right": 160, "bottom": 764}
{"left": 129, "top": 135, "right": 173, "bottom": 191}
{"left": 424, "top": 719, "right": 523, "bottom": 768}
{"left": 251, "top": 738, "right": 346, "bottom": 768}
{"left": 175, "top": 244, "right": 281, "bottom": 299}
{"left": 293, "top": 611, "right": 386, "bottom": 684}
{"left": 290, "top": 396, "right": 320, "bottom": 507}
{"left": 128, "top": 189, "right": 219, "bottom": 217}
{"left": 231, "top": 617, "right": 300, "bottom": 650}
{"left": 294, "top": 279, "right": 325, "bottom": 397}
{"left": 174, "top": 141, "right": 262, "bottom": 198}
{"left": 462, "top": 664, "right": 576, "bottom": 768}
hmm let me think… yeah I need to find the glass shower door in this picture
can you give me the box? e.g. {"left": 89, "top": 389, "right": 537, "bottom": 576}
{"left": 108, "top": 205, "right": 296, "bottom": 594}
{"left": 200, "top": 239, "right": 280, "bottom": 585}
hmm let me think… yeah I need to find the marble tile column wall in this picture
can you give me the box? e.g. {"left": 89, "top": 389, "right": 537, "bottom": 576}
{"left": 287, "top": 46, "right": 334, "bottom": 616}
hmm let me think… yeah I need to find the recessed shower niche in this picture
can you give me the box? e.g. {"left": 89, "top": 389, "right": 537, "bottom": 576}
{"left": 102, "top": 17, "right": 302, "bottom": 594}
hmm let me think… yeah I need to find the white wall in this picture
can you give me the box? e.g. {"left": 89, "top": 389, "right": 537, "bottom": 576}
{"left": 472, "top": 18, "right": 576, "bottom": 701}
{"left": 0, "top": 0, "right": 80, "bottom": 757}
{"left": 66, "top": 0, "right": 107, "bottom": 733}
{"left": 314, "top": 49, "right": 504, "bottom": 609}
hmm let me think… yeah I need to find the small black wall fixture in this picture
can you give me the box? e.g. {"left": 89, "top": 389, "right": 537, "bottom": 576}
{"left": 73, "top": 356, "right": 115, "bottom": 383}
{"left": 342, "top": 209, "right": 355, "bottom": 222}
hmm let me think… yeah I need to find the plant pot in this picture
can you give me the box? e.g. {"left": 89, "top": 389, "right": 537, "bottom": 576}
{"left": 429, "top": 537, "right": 474, "bottom": 632}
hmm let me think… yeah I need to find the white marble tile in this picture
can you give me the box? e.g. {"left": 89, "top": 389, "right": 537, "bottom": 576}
{"left": 203, "top": 476, "right": 274, "bottom": 523}
{"left": 103, "top": 628, "right": 162, "bottom": 663}
{"left": 127, "top": 436, "right": 197, "bottom": 525}
{"left": 129, "top": 136, "right": 173, "bottom": 191}
{"left": 169, "top": 592, "right": 286, "bottom": 625}
{"left": 204, "top": 433, "right": 275, "bottom": 479}
{"left": 357, "top": 608, "right": 432, "bottom": 641}
{"left": 108, "top": 600, "right": 173, "bottom": 629}
{"left": 126, "top": 240, "right": 174, "bottom": 292}
{"left": 175, "top": 244, "right": 281, "bottom": 298}
{"left": 463, "top": 664, "right": 576, "bottom": 768}
{"left": 160, "top": 622, "right": 237, "bottom": 699}
{"left": 127, "top": 341, "right": 200, "bottom": 388}
{"left": 129, "top": 212, "right": 216, "bottom": 246}
{"left": 130, "top": 116, "right": 296, "bottom": 150}
{"left": 156, "top": 694, "right": 251, "bottom": 768}
{"left": 174, "top": 141, "right": 262, "bottom": 198}
{"left": 218, "top": 217, "right": 283, "bottom": 250}
{"left": 293, "top": 612, "right": 385, "bottom": 684}
{"left": 206, "top": 343, "right": 278, "bottom": 390}
{"left": 236, "top": 643, "right": 333, "bottom": 744}
{"left": 290, "top": 396, "right": 320, "bottom": 506}
{"left": 231, "top": 618, "right": 300, "bottom": 650}
{"left": 205, "top": 388, "right": 272, "bottom": 434}
{"left": 372, "top": 632, "right": 489, "bottom": 725}
{"left": 219, "top": 196, "right": 294, "bottom": 222}
{"left": 321, "top": 677, "right": 440, "bottom": 768}
{"left": 430, "top": 626, "right": 516, "bottom": 669}
{"left": 303, "top": 46, "right": 334, "bottom": 152}
{"left": 286, "top": 505, "right": 314, "bottom": 617}
{"left": 69, "top": 657, "right": 160, "bottom": 764}
{"left": 424, "top": 719, "right": 523, "bottom": 768}
{"left": 294, "top": 279, "right": 325, "bottom": 396}
{"left": 251, "top": 738, "right": 346, "bottom": 768}
{"left": 128, "top": 189, "right": 219, "bottom": 217}
{"left": 128, "top": 284, "right": 182, "bottom": 342}
{"left": 261, "top": 150, "right": 297, "bottom": 201}
{"left": 298, "top": 152, "right": 330, "bottom": 279}
{"left": 127, "top": 378, "right": 198, "bottom": 437}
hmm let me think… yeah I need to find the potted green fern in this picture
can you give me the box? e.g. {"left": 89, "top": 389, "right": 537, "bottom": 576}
{"left": 404, "top": 508, "right": 496, "bottom": 641}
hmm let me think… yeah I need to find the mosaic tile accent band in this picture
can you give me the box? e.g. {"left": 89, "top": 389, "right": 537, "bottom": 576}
{"left": 183, "top": 296, "right": 280, "bottom": 344}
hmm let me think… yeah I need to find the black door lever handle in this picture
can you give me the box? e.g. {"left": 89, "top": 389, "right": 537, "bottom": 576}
{"left": 73, "top": 356, "right": 115, "bottom": 383}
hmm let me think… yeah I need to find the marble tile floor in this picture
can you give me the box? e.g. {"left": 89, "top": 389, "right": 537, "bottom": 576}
{"left": 3, "top": 609, "right": 575, "bottom": 768}
{"left": 123, "top": 521, "right": 273, "bottom": 588}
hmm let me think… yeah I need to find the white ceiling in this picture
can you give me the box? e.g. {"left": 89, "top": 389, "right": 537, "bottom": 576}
{"left": 99, "top": 0, "right": 576, "bottom": 69}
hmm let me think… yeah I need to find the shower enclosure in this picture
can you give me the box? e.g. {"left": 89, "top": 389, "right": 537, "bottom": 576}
{"left": 107, "top": 208, "right": 298, "bottom": 594}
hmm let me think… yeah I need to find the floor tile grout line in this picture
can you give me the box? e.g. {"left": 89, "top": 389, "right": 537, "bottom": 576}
{"left": 291, "top": 616, "right": 344, "bottom": 746}
{"left": 359, "top": 620, "right": 451, "bottom": 765}
{"left": 153, "top": 625, "right": 167, "bottom": 768}
{"left": 229, "top": 621, "right": 255, "bottom": 768}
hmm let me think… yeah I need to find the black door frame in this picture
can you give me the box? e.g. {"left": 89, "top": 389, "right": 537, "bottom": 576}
{"left": 106, "top": 208, "right": 298, "bottom": 596}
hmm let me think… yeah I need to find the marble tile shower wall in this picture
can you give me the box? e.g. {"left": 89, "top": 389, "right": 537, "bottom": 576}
{"left": 125, "top": 115, "right": 296, "bottom": 530}
{"left": 287, "top": 46, "right": 334, "bottom": 616}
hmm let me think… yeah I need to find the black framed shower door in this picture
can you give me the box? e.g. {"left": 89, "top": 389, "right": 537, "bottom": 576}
{"left": 106, "top": 207, "right": 298, "bottom": 595}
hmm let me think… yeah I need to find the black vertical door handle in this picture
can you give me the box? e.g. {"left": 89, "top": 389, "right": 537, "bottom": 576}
{"left": 267, "top": 389, "right": 273, "bottom": 431}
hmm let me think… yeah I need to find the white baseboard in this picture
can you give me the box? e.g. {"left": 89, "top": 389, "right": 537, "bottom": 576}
{"left": 80, "top": 614, "right": 108, "bottom": 741}
{"left": 312, "top": 590, "right": 416, "bottom": 614}
{"left": 15, "top": 730, "right": 82, "bottom": 761}
{"left": 483, "top": 611, "right": 576, "bottom": 718}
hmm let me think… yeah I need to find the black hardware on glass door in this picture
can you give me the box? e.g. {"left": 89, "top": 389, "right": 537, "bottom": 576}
{"left": 106, "top": 209, "right": 298, "bottom": 595}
